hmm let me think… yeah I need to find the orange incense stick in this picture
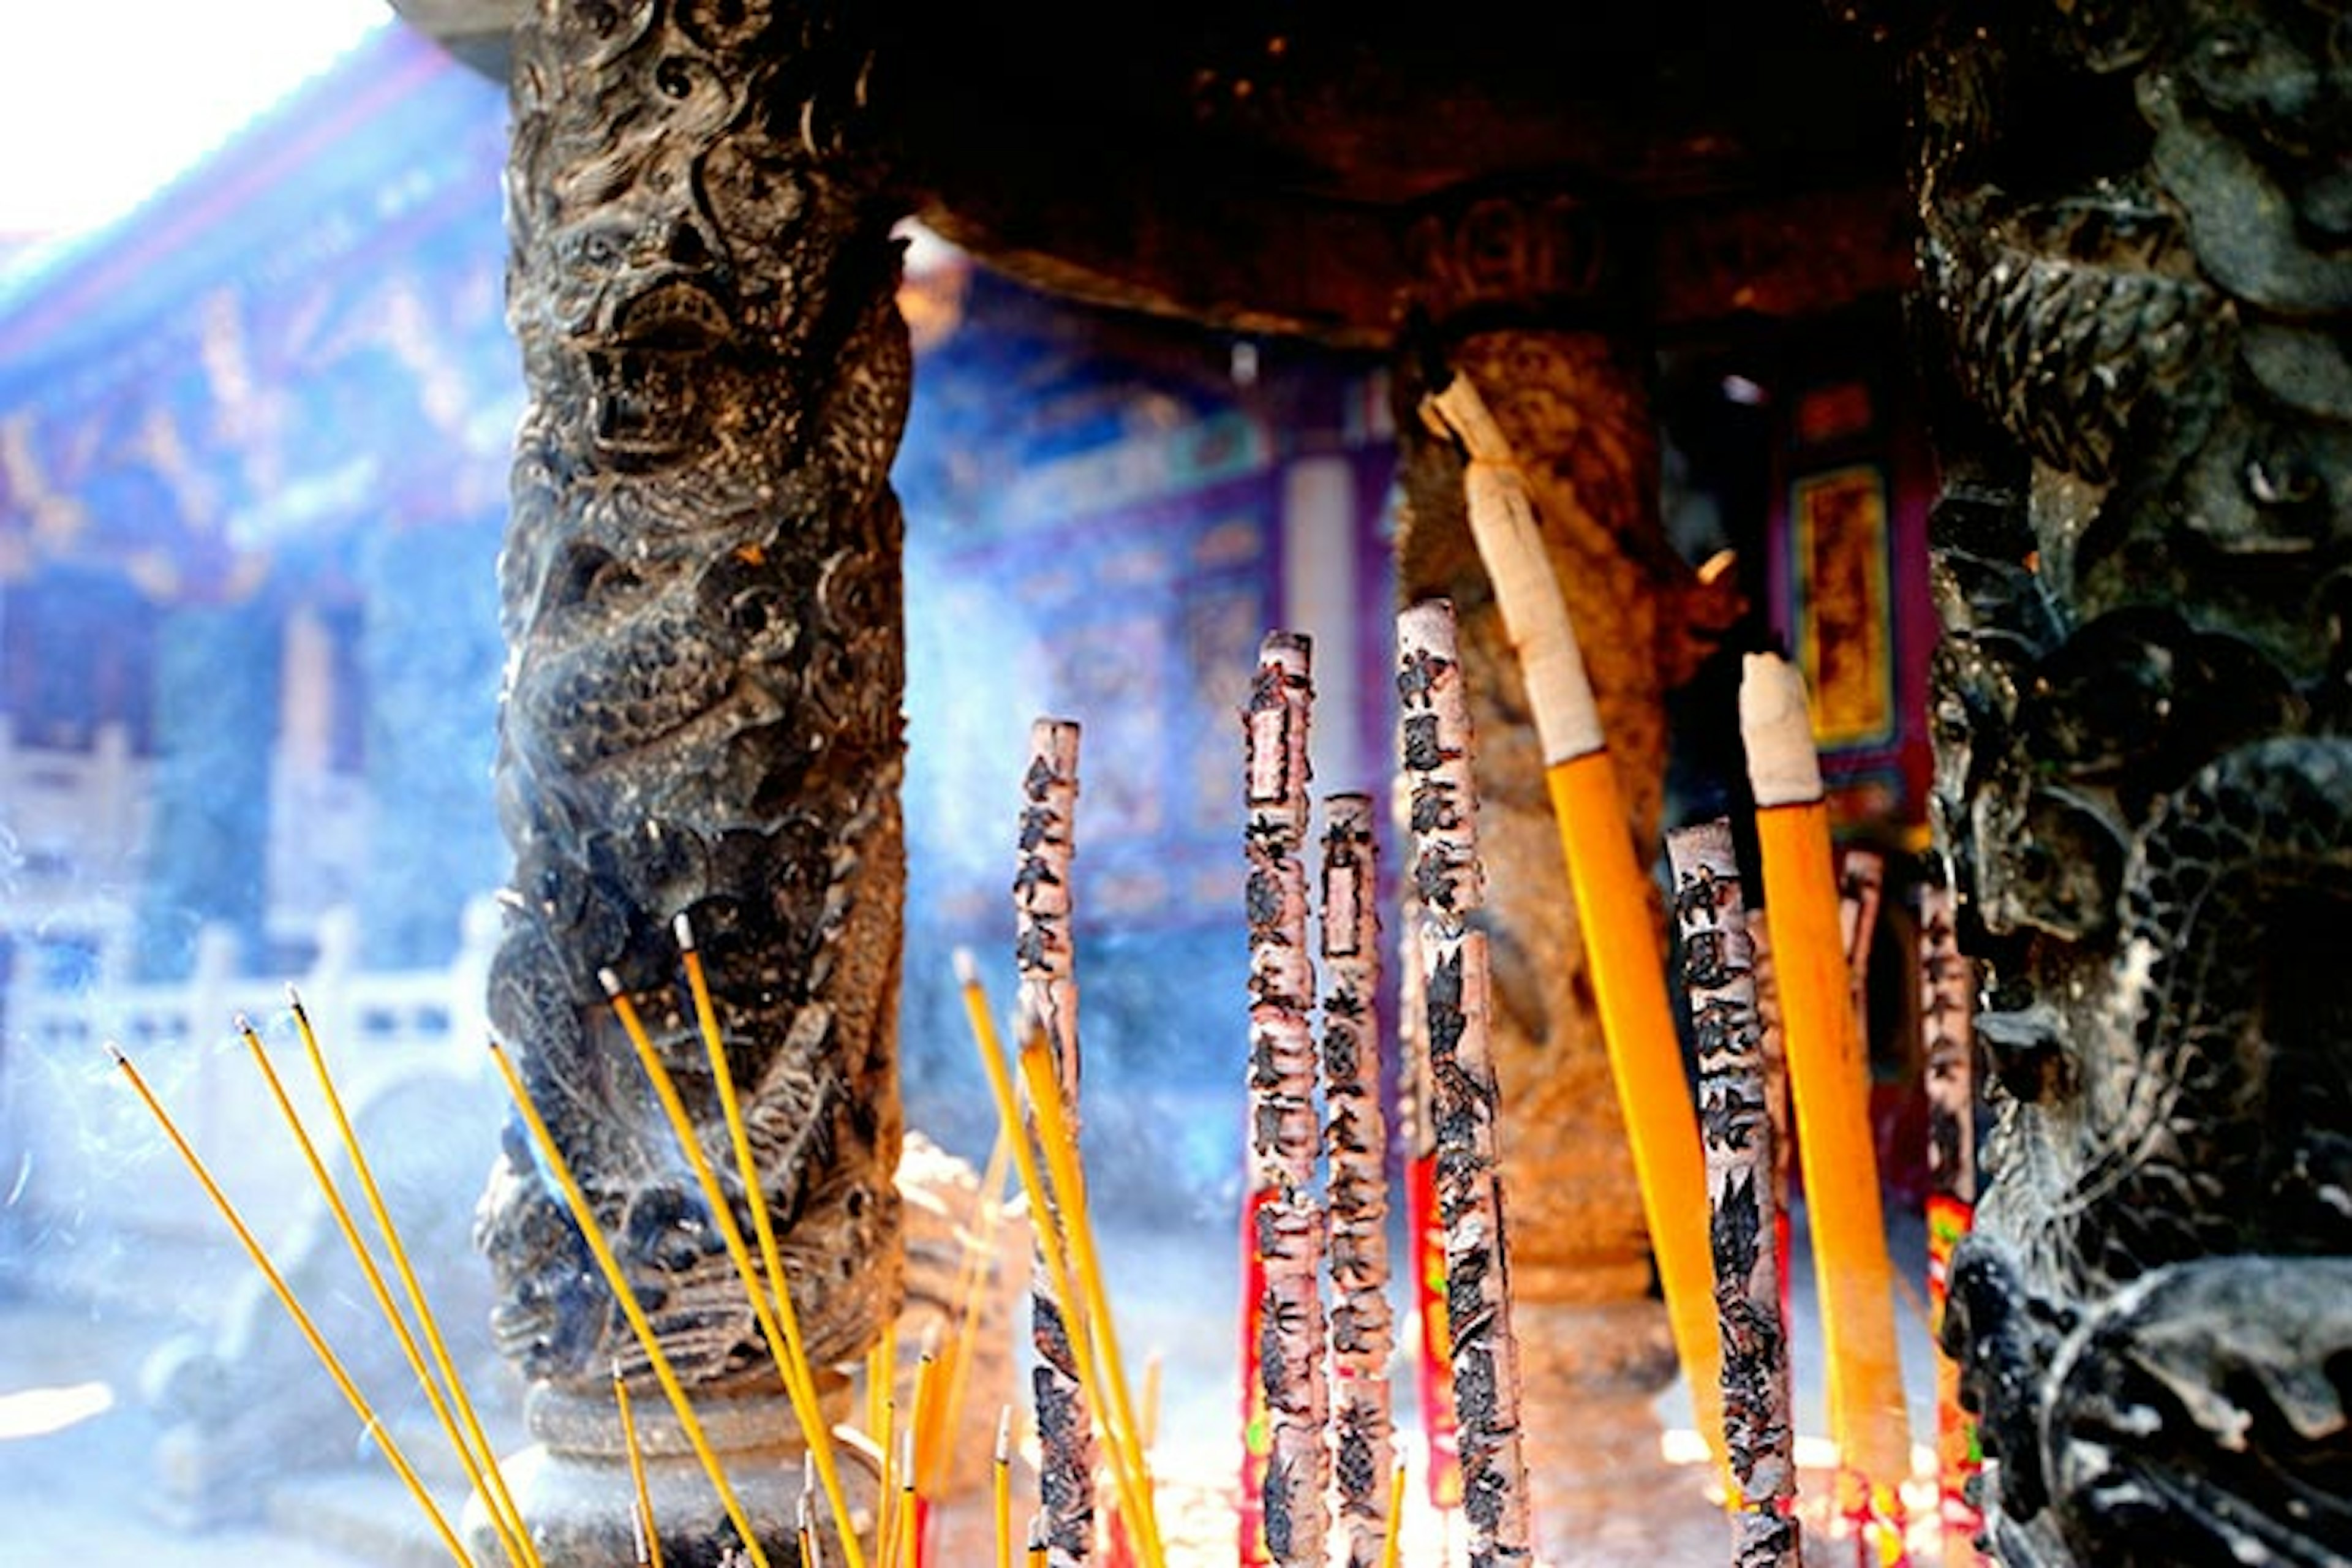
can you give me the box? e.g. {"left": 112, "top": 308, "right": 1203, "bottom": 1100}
{"left": 486, "top": 1040, "right": 774, "bottom": 1568}
{"left": 1740, "top": 654, "right": 1910, "bottom": 1496}
{"left": 237, "top": 1016, "right": 535, "bottom": 1568}
{"left": 112, "top": 1044, "right": 474, "bottom": 1567}
{"left": 614, "top": 1363, "right": 664, "bottom": 1568}
{"left": 1427, "top": 374, "right": 1728, "bottom": 1474}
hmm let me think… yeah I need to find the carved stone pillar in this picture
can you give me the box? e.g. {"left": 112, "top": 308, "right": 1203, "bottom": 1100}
{"left": 1396, "top": 191, "right": 1742, "bottom": 1548}
{"left": 1909, "top": 5, "right": 2352, "bottom": 1561}
{"left": 475, "top": 4, "right": 908, "bottom": 1563}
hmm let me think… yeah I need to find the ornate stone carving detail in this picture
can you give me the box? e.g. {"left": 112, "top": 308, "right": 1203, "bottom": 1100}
{"left": 480, "top": 0, "right": 910, "bottom": 1414}
{"left": 1912, "top": 5, "right": 2352, "bottom": 1561}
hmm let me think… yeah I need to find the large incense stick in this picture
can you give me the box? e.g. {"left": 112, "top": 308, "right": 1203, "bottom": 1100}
{"left": 1665, "top": 823, "right": 1801, "bottom": 1568}
{"left": 1015, "top": 718, "right": 1095, "bottom": 1568}
{"left": 284, "top": 992, "right": 541, "bottom": 1568}
{"left": 1738, "top": 655, "right": 1910, "bottom": 1510}
{"left": 236, "top": 1016, "right": 535, "bottom": 1568}
{"left": 112, "top": 1045, "right": 475, "bottom": 1567}
{"left": 1319, "top": 791, "right": 1394, "bottom": 1568}
{"left": 1242, "top": 630, "right": 1331, "bottom": 1568}
{"left": 1396, "top": 599, "right": 1532, "bottom": 1564}
{"left": 1918, "top": 879, "right": 1985, "bottom": 1564}
{"left": 1394, "top": 913, "right": 1463, "bottom": 1513}
{"left": 1741, "top": 912, "right": 1796, "bottom": 1329}
{"left": 486, "top": 1041, "right": 775, "bottom": 1568}
{"left": 1424, "top": 374, "right": 1728, "bottom": 1471}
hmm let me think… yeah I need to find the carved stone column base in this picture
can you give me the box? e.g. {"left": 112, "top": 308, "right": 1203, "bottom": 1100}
{"left": 467, "top": 1379, "right": 878, "bottom": 1568}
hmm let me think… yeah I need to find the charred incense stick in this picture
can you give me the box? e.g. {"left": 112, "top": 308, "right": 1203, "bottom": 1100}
{"left": 284, "top": 992, "right": 541, "bottom": 1568}
{"left": 1241, "top": 630, "right": 1331, "bottom": 1568}
{"left": 672, "top": 916, "right": 867, "bottom": 1568}
{"left": 614, "top": 1362, "right": 665, "bottom": 1568}
{"left": 1665, "top": 823, "right": 1801, "bottom": 1568}
{"left": 1738, "top": 655, "right": 1910, "bottom": 1518}
{"left": 486, "top": 1040, "right": 775, "bottom": 1568}
{"left": 601, "top": 959, "right": 863, "bottom": 1568}
{"left": 111, "top": 1044, "right": 474, "bottom": 1567}
{"left": 1395, "top": 600, "right": 1532, "bottom": 1564}
{"left": 1918, "top": 878, "right": 1985, "bottom": 1564}
{"left": 1014, "top": 718, "right": 1096, "bottom": 1568}
{"left": 1425, "top": 375, "right": 1729, "bottom": 1474}
{"left": 236, "top": 1017, "right": 534, "bottom": 1568}
{"left": 1319, "top": 791, "right": 1395, "bottom": 1568}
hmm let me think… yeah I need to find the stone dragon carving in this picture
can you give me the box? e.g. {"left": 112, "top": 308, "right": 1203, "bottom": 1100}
{"left": 1909, "top": 2, "right": 2352, "bottom": 1561}
{"left": 480, "top": 0, "right": 908, "bottom": 1422}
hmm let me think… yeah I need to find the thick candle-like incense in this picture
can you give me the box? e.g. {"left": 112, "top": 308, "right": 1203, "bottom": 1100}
{"left": 1738, "top": 655, "right": 1910, "bottom": 1499}
{"left": 1014, "top": 718, "right": 1095, "bottom": 1568}
{"left": 1320, "top": 792, "right": 1394, "bottom": 1568}
{"left": 1396, "top": 600, "right": 1532, "bottom": 1565}
{"left": 1665, "top": 823, "right": 1800, "bottom": 1568}
{"left": 1241, "top": 630, "right": 1330, "bottom": 1568}
{"left": 1427, "top": 374, "right": 1728, "bottom": 1473}
{"left": 1918, "top": 881, "right": 1985, "bottom": 1564}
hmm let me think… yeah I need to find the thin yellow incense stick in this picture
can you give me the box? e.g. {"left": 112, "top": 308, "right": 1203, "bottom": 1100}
{"left": 614, "top": 1363, "right": 664, "bottom": 1568}
{"left": 283, "top": 994, "right": 543, "bottom": 1568}
{"left": 957, "top": 952, "right": 1164, "bottom": 1568}
{"left": 486, "top": 1040, "right": 775, "bottom": 1568}
{"left": 909, "top": 1347, "right": 942, "bottom": 1506}
{"left": 800, "top": 1491, "right": 825, "bottom": 1568}
{"left": 993, "top": 1406, "right": 1014, "bottom": 1568}
{"left": 669, "top": 920, "right": 871, "bottom": 1568}
{"left": 113, "top": 1044, "right": 473, "bottom": 1567}
{"left": 895, "top": 1431, "right": 919, "bottom": 1568}
{"left": 876, "top": 1395, "right": 899, "bottom": 1568}
{"left": 1026, "top": 1515, "right": 1048, "bottom": 1568}
{"left": 935, "top": 1129, "right": 1012, "bottom": 1496}
{"left": 1140, "top": 1351, "right": 1163, "bottom": 1452}
{"left": 238, "top": 1016, "right": 535, "bottom": 1568}
{"left": 1378, "top": 1457, "right": 1408, "bottom": 1568}
{"left": 603, "top": 969, "right": 838, "bottom": 1462}
{"left": 1017, "top": 1029, "right": 1166, "bottom": 1567}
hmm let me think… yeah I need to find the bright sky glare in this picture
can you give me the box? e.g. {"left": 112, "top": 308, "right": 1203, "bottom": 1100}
{"left": 0, "top": 1, "right": 390, "bottom": 240}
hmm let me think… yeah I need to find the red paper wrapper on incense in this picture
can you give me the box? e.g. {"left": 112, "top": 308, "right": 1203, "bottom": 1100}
{"left": 1667, "top": 820, "right": 1801, "bottom": 1568}
{"left": 1919, "top": 880, "right": 1986, "bottom": 1564}
{"left": 1397, "top": 598, "right": 1532, "bottom": 1564}
{"left": 1240, "top": 631, "right": 1332, "bottom": 1568}
{"left": 1016, "top": 718, "right": 1095, "bottom": 1568}
{"left": 1320, "top": 792, "right": 1395, "bottom": 1568}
